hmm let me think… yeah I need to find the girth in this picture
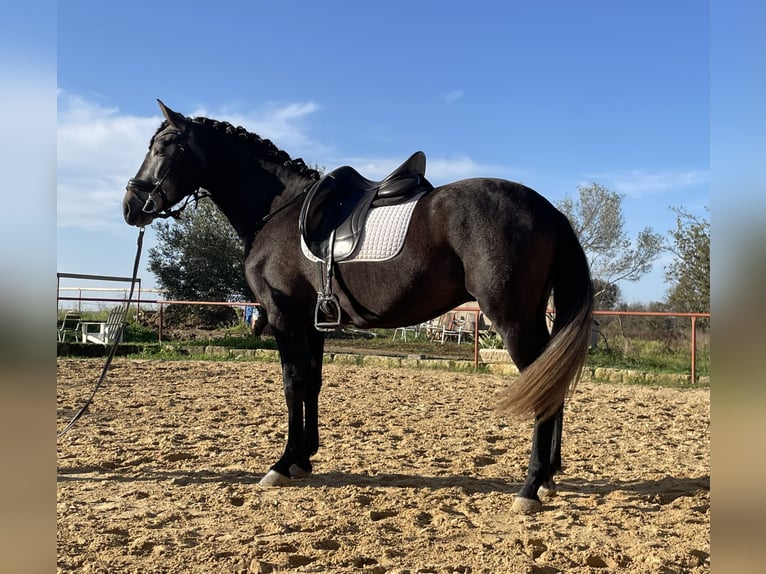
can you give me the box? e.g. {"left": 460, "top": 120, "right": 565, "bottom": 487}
{"left": 298, "top": 151, "right": 433, "bottom": 330}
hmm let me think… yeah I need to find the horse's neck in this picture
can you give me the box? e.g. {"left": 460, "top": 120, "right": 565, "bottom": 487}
{"left": 207, "top": 156, "right": 313, "bottom": 243}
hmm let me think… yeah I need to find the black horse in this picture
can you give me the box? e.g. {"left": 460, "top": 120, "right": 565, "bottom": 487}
{"left": 123, "top": 100, "right": 592, "bottom": 513}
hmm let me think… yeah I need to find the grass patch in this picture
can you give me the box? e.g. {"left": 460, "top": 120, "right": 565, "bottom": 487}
{"left": 94, "top": 323, "right": 711, "bottom": 386}
{"left": 587, "top": 338, "right": 709, "bottom": 376}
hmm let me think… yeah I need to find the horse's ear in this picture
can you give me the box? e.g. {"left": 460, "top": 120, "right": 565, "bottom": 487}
{"left": 157, "top": 99, "right": 188, "bottom": 131}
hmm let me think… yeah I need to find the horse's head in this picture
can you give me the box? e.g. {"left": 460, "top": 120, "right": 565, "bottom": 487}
{"left": 123, "top": 100, "right": 204, "bottom": 226}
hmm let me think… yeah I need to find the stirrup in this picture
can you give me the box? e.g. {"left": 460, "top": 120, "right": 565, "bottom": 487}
{"left": 314, "top": 292, "right": 342, "bottom": 331}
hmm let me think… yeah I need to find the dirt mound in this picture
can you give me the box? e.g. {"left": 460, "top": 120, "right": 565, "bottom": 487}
{"left": 57, "top": 359, "right": 709, "bottom": 573}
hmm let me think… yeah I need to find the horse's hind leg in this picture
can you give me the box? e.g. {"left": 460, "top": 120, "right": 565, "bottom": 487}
{"left": 538, "top": 407, "right": 563, "bottom": 498}
{"left": 496, "top": 314, "right": 562, "bottom": 513}
{"left": 512, "top": 408, "right": 564, "bottom": 513}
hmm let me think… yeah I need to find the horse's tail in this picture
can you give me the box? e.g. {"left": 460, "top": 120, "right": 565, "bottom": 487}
{"left": 497, "top": 212, "right": 593, "bottom": 421}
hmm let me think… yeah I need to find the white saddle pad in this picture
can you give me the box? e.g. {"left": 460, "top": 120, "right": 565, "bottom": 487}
{"left": 301, "top": 192, "right": 424, "bottom": 263}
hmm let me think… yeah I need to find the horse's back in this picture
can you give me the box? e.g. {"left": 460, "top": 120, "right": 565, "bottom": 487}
{"left": 427, "top": 176, "right": 555, "bottom": 214}
{"left": 418, "top": 177, "right": 561, "bottom": 248}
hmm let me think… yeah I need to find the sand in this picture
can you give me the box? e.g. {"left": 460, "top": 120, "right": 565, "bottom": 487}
{"left": 57, "top": 358, "right": 709, "bottom": 573}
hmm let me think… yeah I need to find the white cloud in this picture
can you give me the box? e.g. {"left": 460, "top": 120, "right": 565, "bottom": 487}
{"left": 57, "top": 93, "right": 521, "bottom": 235}
{"left": 57, "top": 92, "right": 161, "bottom": 230}
{"left": 588, "top": 168, "right": 709, "bottom": 198}
{"left": 188, "top": 101, "right": 324, "bottom": 157}
{"left": 57, "top": 177, "right": 128, "bottom": 231}
{"left": 428, "top": 155, "right": 495, "bottom": 183}
{"left": 57, "top": 93, "right": 324, "bottom": 231}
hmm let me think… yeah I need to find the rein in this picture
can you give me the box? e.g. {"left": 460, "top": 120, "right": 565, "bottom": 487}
{"left": 256, "top": 189, "right": 309, "bottom": 232}
{"left": 241, "top": 189, "right": 309, "bottom": 258}
{"left": 57, "top": 227, "right": 146, "bottom": 438}
{"left": 152, "top": 188, "right": 211, "bottom": 220}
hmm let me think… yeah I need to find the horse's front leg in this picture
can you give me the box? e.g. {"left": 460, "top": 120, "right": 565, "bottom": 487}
{"left": 260, "top": 329, "right": 324, "bottom": 486}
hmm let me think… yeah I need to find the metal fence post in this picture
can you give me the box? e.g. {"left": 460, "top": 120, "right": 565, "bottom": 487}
{"left": 159, "top": 303, "right": 164, "bottom": 343}
{"left": 691, "top": 315, "right": 697, "bottom": 384}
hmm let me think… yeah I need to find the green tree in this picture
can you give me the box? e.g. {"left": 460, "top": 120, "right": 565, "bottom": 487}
{"left": 147, "top": 200, "right": 252, "bottom": 326}
{"left": 557, "top": 183, "right": 663, "bottom": 307}
{"left": 665, "top": 206, "right": 710, "bottom": 312}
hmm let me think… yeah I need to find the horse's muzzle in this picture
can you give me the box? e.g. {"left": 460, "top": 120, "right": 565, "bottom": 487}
{"left": 123, "top": 186, "right": 155, "bottom": 226}
{"left": 126, "top": 178, "right": 164, "bottom": 214}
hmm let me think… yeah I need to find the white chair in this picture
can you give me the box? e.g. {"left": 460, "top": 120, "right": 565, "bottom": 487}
{"left": 392, "top": 324, "right": 420, "bottom": 341}
{"left": 83, "top": 307, "right": 127, "bottom": 346}
{"left": 440, "top": 315, "right": 466, "bottom": 344}
{"left": 57, "top": 311, "right": 82, "bottom": 343}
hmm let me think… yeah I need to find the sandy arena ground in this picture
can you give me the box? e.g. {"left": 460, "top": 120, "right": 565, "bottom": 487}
{"left": 57, "top": 358, "right": 709, "bottom": 573}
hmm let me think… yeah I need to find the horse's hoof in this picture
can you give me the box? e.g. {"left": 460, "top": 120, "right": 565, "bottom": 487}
{"left": 259, "top": 469, "right": 291, "bottom": 486}
{"left": 538, "top": 479, "right": 558, "bottom": 498}
{"left": 289, "top": 464, "right": 311, "bottom": 479}
{"left": 512, "top": 496, "right": 543, "bottom": 514}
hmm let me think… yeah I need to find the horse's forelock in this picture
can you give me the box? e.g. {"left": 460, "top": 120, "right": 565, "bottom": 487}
{"left": 148, "top": 120, "right": 171, "bottom": 149}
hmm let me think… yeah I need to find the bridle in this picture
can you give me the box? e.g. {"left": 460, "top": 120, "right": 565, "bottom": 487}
{"left": 126, "top": 125, "right": 209, "bottom": 219}
{"left": 127, "top": 120, "right": 314, "bottom": 232}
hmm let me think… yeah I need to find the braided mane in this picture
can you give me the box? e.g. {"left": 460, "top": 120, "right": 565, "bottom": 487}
{"left": 151, "top": 116, "right": 321, "bottom": 180}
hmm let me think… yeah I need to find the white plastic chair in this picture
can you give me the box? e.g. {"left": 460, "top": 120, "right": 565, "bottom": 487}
{"left": 83, "top": 307, "right": 127, "bottom": 346}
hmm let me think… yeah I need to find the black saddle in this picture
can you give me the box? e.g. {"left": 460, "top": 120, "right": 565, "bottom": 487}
{"left": 299, "top": 151, "right": 433, "bottom": 262}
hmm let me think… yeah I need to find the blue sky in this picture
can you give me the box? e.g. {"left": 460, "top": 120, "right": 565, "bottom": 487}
{"left": 57, "top": 0, "right": 710, "bottom": 304}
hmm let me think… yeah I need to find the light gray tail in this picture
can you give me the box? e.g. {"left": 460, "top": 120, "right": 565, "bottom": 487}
{"left": 497, "top": 213, "right": 593, "bottom": 420}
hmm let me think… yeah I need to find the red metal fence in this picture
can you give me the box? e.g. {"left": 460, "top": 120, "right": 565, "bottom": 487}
{"left": 454, "top": 305, "right": 710, "bottom": 382}
{"left": 57, "top": 283, "right": 709, "bottom": 383}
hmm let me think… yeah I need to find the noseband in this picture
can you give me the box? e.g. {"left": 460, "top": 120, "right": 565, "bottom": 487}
{"left": 127, "top": 127, "right": 201, "bottom": 218}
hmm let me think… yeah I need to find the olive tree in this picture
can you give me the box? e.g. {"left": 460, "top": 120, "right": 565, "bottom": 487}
{"left": 147, "top": 200, "right": 252, "bottom": 326}
{"left": 557, "top": 182, "right": 663, "bottom": 308}
{"left": 665, "top": 206, "right": 710, "bottom": 313}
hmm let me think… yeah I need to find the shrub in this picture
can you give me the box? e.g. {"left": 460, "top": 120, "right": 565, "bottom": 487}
{"left": 123, "top": 321, "right": 158, "bottom": 343}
